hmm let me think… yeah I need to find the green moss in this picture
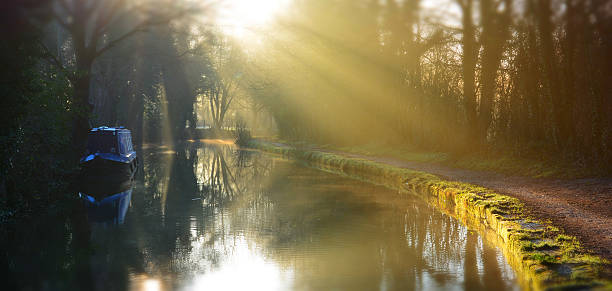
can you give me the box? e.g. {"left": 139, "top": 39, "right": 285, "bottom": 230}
{"left": 556, "top": 234, "right": 574, "bottom": 243}
{"left": 530, "top": 253, "right": 559, "bottom": 265}
{"left": 534, "top": 241, "right": 559, "bottom": 251}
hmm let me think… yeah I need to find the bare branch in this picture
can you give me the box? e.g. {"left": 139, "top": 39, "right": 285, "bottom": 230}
{"left": 36, "top": 40, "right": 74, "bottom": 80}
{"left": 94, "top": 23, "right": 147, "bottom": 58}
{"left": 93, "top": 0, "right": 134, "bottom": 38}
{"left": 94, "top": 7, "right": 191, "bottom": 58}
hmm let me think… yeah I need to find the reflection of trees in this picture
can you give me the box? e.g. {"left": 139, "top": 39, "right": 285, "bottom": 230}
{"left": 0, "top": 215, "right": 79, "bottom": 290}
{"left": 227, "top": 164, "right": 517, "bottom": 290}
{"left": 203, "top": 146, "right": 238, "bottom": 199}
{"left": 0, "top": 143, "right": 274, "bottom": 290}
{"left": 99, "top": 142, "right": 275, "bottom": 286}
{"left": 51, "top": 143, "right": 517, "bottom": 290}
{"left": 88, "top": 224, "right": 146, "bottom": 290}
{"left": 194, "top": 145, "right": 273, "bottom": 205}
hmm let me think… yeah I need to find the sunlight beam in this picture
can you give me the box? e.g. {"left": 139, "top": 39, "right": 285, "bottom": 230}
{"left": 214, "top": 0, "right": 290, "bottom": 38}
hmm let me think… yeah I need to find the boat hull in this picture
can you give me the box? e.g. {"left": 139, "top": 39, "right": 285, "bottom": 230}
{"left": 79, "top": 156, "right": 137, "bottom": 200}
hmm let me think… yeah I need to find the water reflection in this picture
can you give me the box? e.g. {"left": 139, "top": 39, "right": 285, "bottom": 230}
{"left": 0, "top": 142, "right": 521, "bottom": 290}
{"left": 81, "top": 188, "right": 132, "bottom": 224}
{"left": 79, "top": 182, "right": 133, "bottom": 225}
{"left": 126, "top": 142, "right": 519, "bottom": 290}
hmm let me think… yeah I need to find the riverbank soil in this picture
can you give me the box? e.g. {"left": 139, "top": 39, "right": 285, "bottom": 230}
{"left": 269, "top": 142, "right": 612, "bottom": 266}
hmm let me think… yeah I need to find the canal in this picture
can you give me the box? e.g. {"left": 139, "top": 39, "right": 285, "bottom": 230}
{"left": 4, "top": 141, "right": 521, "bottom": 290}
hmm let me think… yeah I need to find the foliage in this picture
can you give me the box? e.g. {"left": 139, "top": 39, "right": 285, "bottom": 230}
{"left": 234, "top": 118, "right": 252, "bottom": 146}
{"left": 0, "top": 2, "right": 78, "bottom": 218}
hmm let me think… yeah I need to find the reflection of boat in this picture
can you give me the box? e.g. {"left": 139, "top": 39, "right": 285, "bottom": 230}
{"left": 79, "top": 127, "right": 138, "bottom": 194}
{"left": 79, "top": 185, "right": 133, "bottom": 224}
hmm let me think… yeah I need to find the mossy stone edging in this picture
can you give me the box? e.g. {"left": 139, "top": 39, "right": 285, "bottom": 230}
{"left": 249, "top": 140, "right": 611, "bottom": 290}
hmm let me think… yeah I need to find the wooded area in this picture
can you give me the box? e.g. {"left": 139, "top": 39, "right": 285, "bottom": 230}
{"left": 1, "top": 0, "right": 611, "bottom": 217}
{"left": 247, "top": 0, "right": 612, "bottom": 170}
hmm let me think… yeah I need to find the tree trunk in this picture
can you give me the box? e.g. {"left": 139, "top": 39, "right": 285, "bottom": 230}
{"left": 478, "top": 0, "right": 511, "bottom": 143}
{"left": 459, "top": 0, "right": 478, "bottom": 143}
{"left": 536, "top": 0, "right": 565, "bottom": 148}
{"left": 72, "top": 32, "right": 95, "bottom": 155}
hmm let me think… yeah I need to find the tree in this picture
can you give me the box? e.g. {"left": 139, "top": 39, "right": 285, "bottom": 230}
{"left": 196, "top": 36, "right": 244, "bottom": 132}
{"left": 477, "top": 0, "right": 512, "bottom": 142}
{"left": 50, "top": 0, "right": 200, "bottom": 148}
{"left": 457, "top": 0, "right": 478, "bottom": 141}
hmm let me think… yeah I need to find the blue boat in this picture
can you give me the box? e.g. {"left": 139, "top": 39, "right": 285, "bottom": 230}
{"left": 79, "top": 126, "right": 138, "bottom": 199}
{"left": 79, "top": 187, "right": 133, "bottom": 224}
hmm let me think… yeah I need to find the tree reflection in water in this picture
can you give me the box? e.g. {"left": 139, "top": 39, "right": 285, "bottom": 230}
{"left": 228, "top": 162, "right": 518, "bottom": 290}
{"left": 1, "top": 142, "right": 519, "bottom": 290}
{"left": 131, "top": 142, "right": 517, "bottom": 290}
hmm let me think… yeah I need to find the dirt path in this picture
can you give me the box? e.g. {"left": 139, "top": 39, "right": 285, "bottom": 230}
{"left": 313, "top": 148, "right": 612, "bottom": 262}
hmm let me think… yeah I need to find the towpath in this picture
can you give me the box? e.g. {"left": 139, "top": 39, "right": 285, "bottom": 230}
{"left": 268, "top": 142, "right": 612, "bottom": 263}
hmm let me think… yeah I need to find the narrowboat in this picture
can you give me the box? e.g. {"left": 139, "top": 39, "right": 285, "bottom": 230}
{"left": 79, "top": 126, "right": 138, "bottom": 198}
{"left": 79, "top": 187, "right": 133, "bottom": 224}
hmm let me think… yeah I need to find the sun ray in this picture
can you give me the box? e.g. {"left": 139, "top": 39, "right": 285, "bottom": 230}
{"left": 214, "top": 0, "right": 290, "bottom": 38}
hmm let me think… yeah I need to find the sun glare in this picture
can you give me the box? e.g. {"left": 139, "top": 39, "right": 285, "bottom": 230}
{"left": 216, "top": 0, "right": 289, "bottom": 37}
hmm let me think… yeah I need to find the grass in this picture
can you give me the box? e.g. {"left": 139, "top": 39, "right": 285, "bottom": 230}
{"left": 279, "top": 139, "right": 603, "bottom": 179}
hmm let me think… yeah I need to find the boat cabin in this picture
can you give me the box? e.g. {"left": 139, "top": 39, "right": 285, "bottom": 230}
{"left": 86, "top": 127, "right": 134, "bottom": 156}
{"left": 79, "top": 127, "right": 138, "bottom": 191}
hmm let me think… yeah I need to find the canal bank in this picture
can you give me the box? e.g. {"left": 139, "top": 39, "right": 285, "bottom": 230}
{"left": 6, "top": 141, "right": 525, "bottom": 290}
{"left": 248, "top": 140, "right": 612, "bottom": 290}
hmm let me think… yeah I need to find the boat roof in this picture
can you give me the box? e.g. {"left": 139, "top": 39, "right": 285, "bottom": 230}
{"left": 90, "top": 126, "right": 131, "bottom": 133}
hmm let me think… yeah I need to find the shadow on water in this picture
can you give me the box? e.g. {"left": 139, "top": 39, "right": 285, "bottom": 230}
{"left": 0, "top": 206, "right": 80, "bottom": 290}
{"left": 0, "top": 174, "right": 135, "bottom": 290}
{"left": 0, "top": 142, "right": 522, "bottom": 290}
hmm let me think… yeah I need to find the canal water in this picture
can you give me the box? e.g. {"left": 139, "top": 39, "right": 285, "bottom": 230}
{"left": 3, "top": 142, "right": 521, "bottom": 290}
